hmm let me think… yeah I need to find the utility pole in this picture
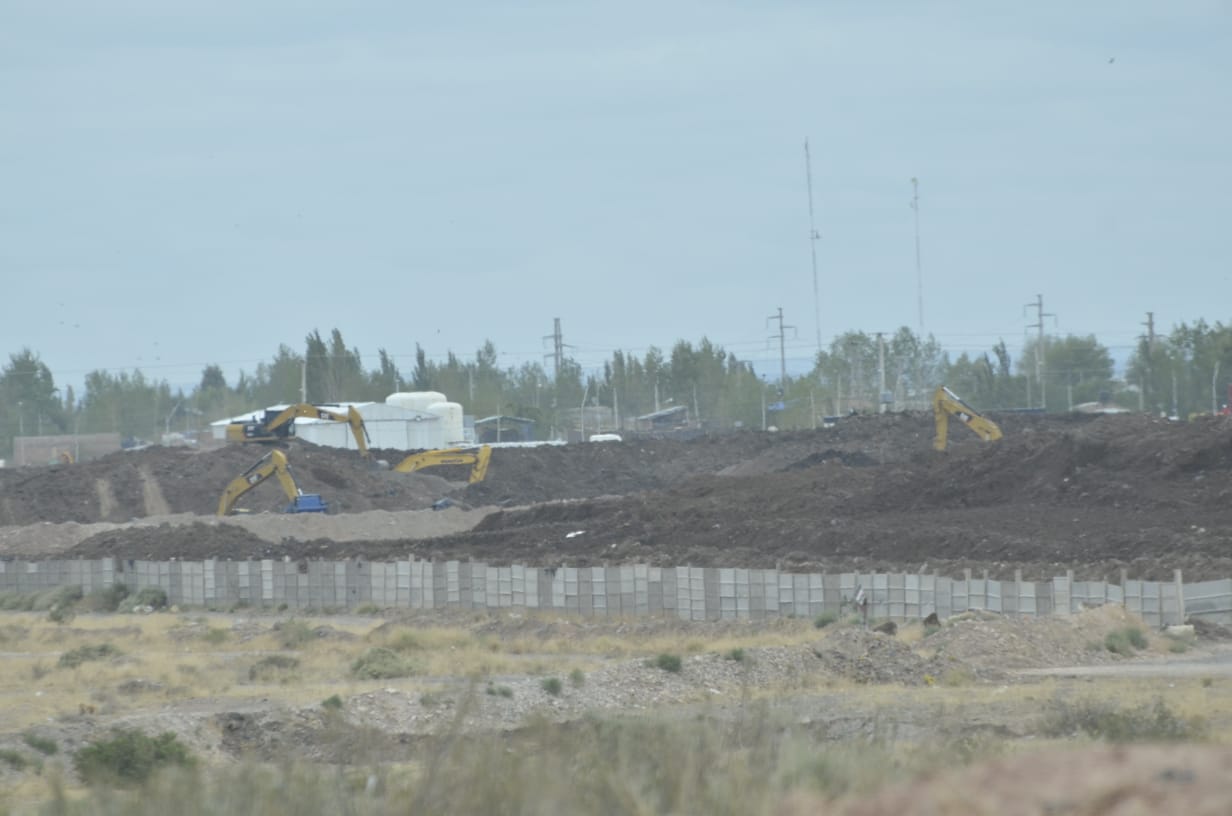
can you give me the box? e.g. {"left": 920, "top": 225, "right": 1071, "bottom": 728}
{"left": 542, "top": 318, "right": 564, "bottom": 381}
{"left": 877, "top": 332, "right": 887, "bottom": 414}
{"left": 300, "top": 359, "right": 307, "bottom": 403}
{"left": 804, "top": 139, "right": 822, "bottom": 353}
{"left": 910, "top": 178, "right": 924, "bottom": 334}
{"left": 1141, "top": 311, "right": 1156, "bottom": 412}
{"left": 1024, "top": 294, "right": 1055, "bottom": 410}
{"left": 766, "top": 307, "right": 796, "bottom": 394}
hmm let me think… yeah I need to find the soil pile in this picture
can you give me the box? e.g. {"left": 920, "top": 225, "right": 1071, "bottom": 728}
{"left": 6, "top": 413, "right": 1232, "bottom": 577}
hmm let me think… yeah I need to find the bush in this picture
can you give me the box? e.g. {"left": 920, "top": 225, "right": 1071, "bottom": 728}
{"left": 351, "top": 648, "right": 416, "bottom": 680}
{"left": 47, "top": 603, "right": 75, "bottom": 625}
{"left": 486, "top": 684, "right": 513, "bottom": 698}
{"left": 275, "top": 619, "right": 315, "bottom": 649}
{"left": 59, "top": 643, "right": 121, "bottom": 669}
{"left": 248, "top": 655, "right": 300, "bottom": 682}
{"left": 725, "top": 648, "right": 746, "bottom": 662}
{"left": 74, "top": 729, "right": 194, "bottom": 786}
{"left": 321, "top": 694, "right": 344, "bottom": 710}
{"left": 0, "top": 592, "right": 37, "bottom": 611}
{"left": 1105, "top": 627, "right": 1147, "bottom": 656}
{"left": 202, "top": 627, "right": 229, "bottom": 645}
{"left": 132, "top": 587, "right": 168, "bottom": 610}
{"left": 0, "top": 748, "right": 27, "bottom": 770}
{"left": 22, "top": 733, "right": 58, "bottom": 756}
{"left": 82, "top": 584, "right": 130, "bottom": 613}
{"left": 355, "top": 604, "right": 381, "bottom": 616}
{"left": 1040, "top": 698, "right": 1206, "bottom": 742}
{"left": 44, "top": 585, "right": 83, "bottom": 611}
{"left": 814, "top": 612, "right": 838, "bottom": 629}
{"left": 569, "top": 668, "right": 586, "bottom": 687}
{"left": 653, "top": 653, "right": 683, "bottom": 674}
{"left": 541, "top": 677, "right": 563, "bottom": 696}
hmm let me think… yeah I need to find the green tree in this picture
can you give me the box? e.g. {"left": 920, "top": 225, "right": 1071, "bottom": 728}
{"left": 0, "top": 348, "right": 66, "bottom": 456}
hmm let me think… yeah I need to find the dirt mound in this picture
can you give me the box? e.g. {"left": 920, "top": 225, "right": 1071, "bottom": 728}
{"left": 7, "top": 413, "right": 1232, "bottom": 578}
{"left": 812, "top": 629, "right": 940, "bottom": 684}
{"left": 923, "top": 605, "right": 1142, "bottom": 670}
{"left": 67, "top": 522, "right": 275, "bottom": 560}
{"left": 0, "top": 441, "right": 463, "bottom": 525}
{"left": 829, "top": 743, "right": 1232, "bottom": 816}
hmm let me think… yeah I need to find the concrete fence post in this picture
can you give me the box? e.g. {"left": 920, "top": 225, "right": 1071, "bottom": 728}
{"left": 1175, "top": 569, "right": 1185, "bottom": 625}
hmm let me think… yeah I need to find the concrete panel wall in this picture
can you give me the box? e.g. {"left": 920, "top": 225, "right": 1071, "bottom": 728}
{"left": 3, "top": 559, "right": 1227, "bottom": 625}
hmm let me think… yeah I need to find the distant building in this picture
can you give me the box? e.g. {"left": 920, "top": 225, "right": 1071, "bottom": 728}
{"left": 474, "top": 415, "right": 536, "bottom": 443}
{"left": 635, "top": 405, "right": 690, "bottom": 433}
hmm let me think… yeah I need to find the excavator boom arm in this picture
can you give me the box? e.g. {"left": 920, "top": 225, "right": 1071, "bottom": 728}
{"left": 225, "top": 403, "right": 372, "bottom": 458}
{"left": 932, "top": 386, "right": 1003, "bottom": 451}
{"left": 393, "top": 446, "right": 492, "bottom": 483}
{"left": 217, "top": 450, "right": 308, "bottom": 515}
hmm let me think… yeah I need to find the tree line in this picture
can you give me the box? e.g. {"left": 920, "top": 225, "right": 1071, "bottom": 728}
{"left": 2, "top": 318, "right": 1230, "bottom": 457}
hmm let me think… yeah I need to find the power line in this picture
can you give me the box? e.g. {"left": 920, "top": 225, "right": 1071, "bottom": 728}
{"left": 804, "top": 139, "right": 822, "bottom": 354}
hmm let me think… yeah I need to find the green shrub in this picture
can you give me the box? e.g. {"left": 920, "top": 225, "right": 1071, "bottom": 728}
{"left": 355, "top": 604, "right": 381, "bottom": 616}
{"left": 1105, "top": 627, "right": 1147, "bottom": 656}
{"left": 74, "top": 729, "right": 194, "bottom": 786}
{"left": 275, "top": 619, "right": 315, "bottom": 649}
{"left": 923, "top": 624, "right": 942, "bottom": 638}
{"left": 22, "top": 733, "right": 58, "bottom": 756}
{"left": 132, "top": 587, "right": 168, "bottom": 610}
{"left": 82, "top": 584, "right": 130, "bottom": 613}
{"left": 350, "top": 647, "right": 416, "bottom": 680}
{"left": 321, "top": 694, "right": 344, "bottom": 710}
{"left": 44, "top": 586, "right": 84, "bottom": 611}
{"left": 1168, "top": 639, "right": 1189, "bottom": 654}
{"left": 202, "top": 627, "right": 229, "bottom": 645}
{"left": 814, "top": 612, "right": 838, "bottom": 629}
{"left": 0, "top": 592, "right": 37, "bottom": 611}
{"left": 58, "top": 643, "right": 121, "bottom": 669}
{"left": 569, "top": 668, "right": 587, "bottom": 687}
{"left": 47, "top": 603, "right": 75, "bottom": 625}
{"left": 541, "top": 677, "right": 563, "bottom": 696}
{"left": 0, "top": 748, "right": 27, "bottom": 770}
{"left": 725, "top": 648, "right": 746, "bottom": 662}
{"left": 653, "top": 653, "right": 683, "bottom": 674}
{"left": 486, "top": 684, "right": 514, "bottom": 698}
{"left": 1040, "top": 698, "right": 1206, "bottom": 742}
{"left": 248, "top": 655, "right": 300, "bottom": 682}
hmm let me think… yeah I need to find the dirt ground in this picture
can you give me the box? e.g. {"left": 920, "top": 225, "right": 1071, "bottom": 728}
{"left": 2, "top": 411, "right": 1232, "bottom": 578}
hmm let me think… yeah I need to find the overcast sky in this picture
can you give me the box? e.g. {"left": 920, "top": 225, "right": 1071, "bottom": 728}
{"left": 3, "top": 1, "right": 1229, "bottom": 394}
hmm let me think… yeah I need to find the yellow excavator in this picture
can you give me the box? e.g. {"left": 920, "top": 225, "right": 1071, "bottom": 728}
{"left": 932, "top": 386, "right": 1003, "bottom": 451}
{"left": 392, "top": 445, "right": 492, "bottom": 484}
{"left": 224, "top": 403, "right": 372, "bottom": 458}
{"left": 217, "top": 449, "right": 329, "bottom": 515}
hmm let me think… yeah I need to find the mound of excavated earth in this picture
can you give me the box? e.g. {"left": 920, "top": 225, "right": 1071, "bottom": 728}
{"left": 4, "top": 412, "right": 1232, "bottom": 578}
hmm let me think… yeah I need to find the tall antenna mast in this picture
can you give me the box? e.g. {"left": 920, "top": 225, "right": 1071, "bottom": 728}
{"left": 910, "top": 177, "right": 924, "bottom": 334}
{"left": 804, "top": 139, "right": 822, "bottom": 353}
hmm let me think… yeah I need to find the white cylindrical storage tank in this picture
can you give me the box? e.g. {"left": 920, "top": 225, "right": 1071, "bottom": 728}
{"left": 427, "top": 401, "right": 465, "bottom": 445}
{"left": 386, "top": 391, "right": 446, "bottom": 413}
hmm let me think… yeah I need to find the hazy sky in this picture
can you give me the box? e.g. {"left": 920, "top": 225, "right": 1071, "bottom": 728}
{"left": 3, "top": 1, "right": 1230, "bottom": 393}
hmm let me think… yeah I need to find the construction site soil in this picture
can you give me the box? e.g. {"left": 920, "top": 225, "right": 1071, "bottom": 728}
{"left": 4, "top": 412, "right": 1232, "bottom": 578}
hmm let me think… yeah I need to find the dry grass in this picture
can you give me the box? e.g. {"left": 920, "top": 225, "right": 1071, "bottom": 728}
{"left": 2, "top": 606, "right": 1231, "bottom": 815}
